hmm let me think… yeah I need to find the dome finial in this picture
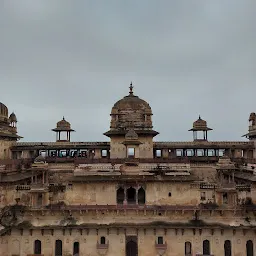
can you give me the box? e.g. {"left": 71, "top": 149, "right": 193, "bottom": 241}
{"left": 129, "top": 82, "right": 134, "bottom": 95}
{"left": 63, "top": 116, "right": 65, "bottom": 120}
{"left": 199, "top": 115, "right": 201, "bottom": 120}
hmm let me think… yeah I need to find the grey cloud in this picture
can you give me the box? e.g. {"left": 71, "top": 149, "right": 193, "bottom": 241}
{"left": 0, "top": 1, "right": 255, "bottom": 141}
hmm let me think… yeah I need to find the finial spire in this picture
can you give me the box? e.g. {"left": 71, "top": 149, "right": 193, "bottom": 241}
{"left": 129, "top": 82, "right": 134, "bottom": 95}
{"left": 63, "top": 116, "right": 65, "bottom": 120}
{"left": 199, "top": 115, "right": 201, "bottom": 120}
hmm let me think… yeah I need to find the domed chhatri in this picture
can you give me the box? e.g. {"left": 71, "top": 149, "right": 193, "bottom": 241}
{"left": 9, "top": 112, "right": 17, "bottom": 123}
{"left": 189, "top": 115, "right": 212, "bottom": 141}
{"left": 52, "top": 117, "right": 75, "bottom": 142}
{"left": 104, "top": 83, "right": 158, "bottom": 137}
{"left": 243, "top": 112, "right": 256, "bottom": 140}
{"left": 56, "top": 117, "right": 72, "bottom": 131}
{"left": 0, "top": 102, "right": 21, "bottom": 140}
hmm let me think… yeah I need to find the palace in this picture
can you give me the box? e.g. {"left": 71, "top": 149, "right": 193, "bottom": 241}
{"left": 0, "top": 84, "right": 256, "bottom": 256}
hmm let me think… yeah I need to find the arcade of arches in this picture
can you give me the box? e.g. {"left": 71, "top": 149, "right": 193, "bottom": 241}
{"left": 25, "top": 237, "right": 255, "bottom": 256}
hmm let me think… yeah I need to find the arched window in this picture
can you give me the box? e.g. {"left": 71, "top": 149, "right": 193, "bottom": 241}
{"left": 224, "top": 240, "right": 232, "bottom": 256}
{"left": 203, "top": 240, "right": 210, "bottom": 255}
{"left": 117, "top": 187, "right": 125, "bottom": 204}
{"left": 127, "top": 187, "right": 136, "bottom": 204}
{"left": 34, "top": 240, "right": 41, "bottom": 255}
{"left": 55, "top": 240, "right": 62, "bottom": 256}
{"left": 185, "top": 241, "right": 192, "bottom": 255}
{"left": 73, "top": 242, "right": 79, "bottom": 256}
{"left": 246, "top": 240, "right": 254, "bottom": 256}
{"left": 100, "top": 236, "right": 106, "bottom": 245}
{"left": 138, "top": 187, "right": 145, "bottom": 204}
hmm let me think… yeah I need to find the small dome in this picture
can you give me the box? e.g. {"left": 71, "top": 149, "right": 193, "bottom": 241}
{"left": 0, "top": 102, "right": 8, "bottom": 117}
{"left": 189, "top": 115, "right": 212, "bottom": 131}
{"left": 125, "top": 129, "right": 139, "bottom": 140}
{"left": 57, "top": 117, "right": 71, "bottom": 129}
{"left": 34, "top": 155, "right": 46, "bottom": 163}
{"left": 57, "top": 116, "right": 71, "bottom": 131}
{"left": 9, "top": 112, "right": 17, "bottom": 122}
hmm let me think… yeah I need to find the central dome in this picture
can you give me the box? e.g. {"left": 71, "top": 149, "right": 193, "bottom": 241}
{"left": 112, "top": 93, "right": 152, "bottom": 115}
{"left": 105, "top": 83, "right": 158, "bottom": 136}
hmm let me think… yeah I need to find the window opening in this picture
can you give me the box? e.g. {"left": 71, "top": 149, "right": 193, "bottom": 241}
{"left": 34, "top": 240, "right": 41, "bottom": 255}
{"left": 127, "top": 187, "right": 136, "bottom": 204}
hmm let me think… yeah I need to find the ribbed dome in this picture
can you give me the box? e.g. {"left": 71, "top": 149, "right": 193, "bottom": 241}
{"left": 57, "top": 117, "right": 71, "bottom": 130}
{"left": 189, "top": 115, "right": 212, "bottom": 131}
{"left": 52, "top": 117, "right": 74, "bottom": 132}
{"left": 112, "top": 95, "right": 152, "bottom": 115}
{"left": 109, "top": 84, "right": 153, "bottom": 131}
{"left": 0, "top": 102, "right": 8, "bottom": 117}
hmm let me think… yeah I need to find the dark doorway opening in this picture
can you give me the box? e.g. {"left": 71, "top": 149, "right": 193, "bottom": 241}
{"left": 73, "top": 242, "right": 79, "bottom": 256}
{"left": 246, "top": 240, "right": 254, "bottom": 256}
{"left": 138, "top": 188, "right": 145, "bottom": 205}
{"left": 203, "top": 240, "right": 210, "bottom": 255}
{"left": 117, "top": 187, "right": 125, "bottom": 204}
{"left": 34, "top": 240, "right": 41, "bottom": 254}
{"left": 127, "top": 187, "right": 136, "bottom": 204}
{"left": 224, "top": 240, "right": 232, "bottom": 256}
{"left": 126, "top": 236, "right": 138, "bottom": 256}
{"left": 55, "top": 240, "right": 62, "bottom": 256}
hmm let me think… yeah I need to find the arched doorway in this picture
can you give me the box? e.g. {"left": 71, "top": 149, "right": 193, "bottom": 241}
{"left": 246, "top": 240, "right": 254, "bottom": 256}
{"left": 224, "top": 240, "right": 232, "bottom": 256}
{"left": 127, "top": 187, "right": 136, "bottom": 204}
{"left": 117, "top": 187, "right": 125, "bottom": 204}
{"left": 126, "top": 236, "right": 138, "bottom": 256}
{"left": 138, "top": 187, "right": 145, "bottom": 205}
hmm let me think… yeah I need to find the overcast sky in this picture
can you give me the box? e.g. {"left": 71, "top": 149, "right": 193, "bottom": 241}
{"left": 0, "top": 1, "right": 255, "bottom": 142}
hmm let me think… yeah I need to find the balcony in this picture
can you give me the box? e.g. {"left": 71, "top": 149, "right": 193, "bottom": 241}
{"left": 155, "top": 242, "right": 167, "bottom": 256}
{"left": 29, "top": 184, "right": 48, "bottom": 193}
{"left": 97, "top": 241, "right": 109, "bottom": 255}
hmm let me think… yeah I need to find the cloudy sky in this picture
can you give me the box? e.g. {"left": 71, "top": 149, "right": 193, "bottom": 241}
{"left": 0, "top": 1, "right": 255, "bottom": 142}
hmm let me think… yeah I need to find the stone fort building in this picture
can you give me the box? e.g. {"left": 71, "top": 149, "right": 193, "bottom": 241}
{"left": 0, "top": 84, "right": 256, "bottom": 256}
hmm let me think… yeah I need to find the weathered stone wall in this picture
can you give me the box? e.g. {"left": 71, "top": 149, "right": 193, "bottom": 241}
{"left": 1, "top": 228, "right": 255, "bottom": 256}
{"left": 110, "top": 136, "right": 153, "bottom": 159}
{"left": 0, "top": 185, "right": 17, "bottom": 208}
{"left": 190, "top": 164, "right": 217, "bottom": 182}
{"left": 65, "top": 182, "right": 199, "bottom": 206}
{"left": 0, "top": 140, "right": 14, "bottom": 159}
{"left": 146, "top": 182, "right": 199, "bottom": 205}
{"left": 65, "top": 183, "right": 117, "bottom": 205}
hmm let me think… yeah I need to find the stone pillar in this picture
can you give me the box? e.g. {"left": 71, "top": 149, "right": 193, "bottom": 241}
{"left": 136, "top": 188, "right": 138, "bottom": 205}
{"left": 124, "top": 188, "right": 127, "bottom": 205}
{"left": 170, "top": 150, "right": 176, "bottom": 158}
{"left": 162, "top": 149, "right": 169, "bottom": 159}
{"left": 94, "top": 149, "right": 101, "bottom": 159}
